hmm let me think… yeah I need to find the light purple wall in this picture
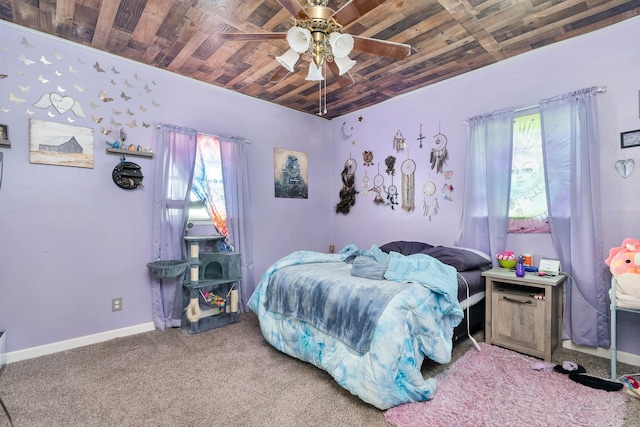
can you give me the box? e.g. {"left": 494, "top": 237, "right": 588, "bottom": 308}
{"left": 0, "top": 22, "right": 332, "bottom": 353}
{"left": 2, "top": 16, "right": 639, "bottom": 358}
{"left": 330, "top": 17, "right": 640, "bottom": 356}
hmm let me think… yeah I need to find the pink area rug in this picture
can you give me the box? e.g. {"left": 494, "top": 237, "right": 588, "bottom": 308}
{"left": 385, "top": 343, "right": 628, "bottom": 427}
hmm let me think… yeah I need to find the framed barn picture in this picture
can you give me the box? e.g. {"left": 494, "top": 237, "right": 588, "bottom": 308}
{"left": 29, "top": 119, "right": 94, "bottom": 168}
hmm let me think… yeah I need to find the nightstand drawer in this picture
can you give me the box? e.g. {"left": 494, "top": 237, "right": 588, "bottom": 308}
{"left": 492, "top": 288, "right": 545, "bottom": 353}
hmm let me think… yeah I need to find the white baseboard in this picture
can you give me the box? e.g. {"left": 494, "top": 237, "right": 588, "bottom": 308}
{"left": 562, "top": 340, "right": 640, "bottom": 369}
{"left": 5, "top": 322, "right": 156, "bottom": 364}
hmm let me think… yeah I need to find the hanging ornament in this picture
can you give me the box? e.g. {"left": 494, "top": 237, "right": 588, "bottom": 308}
{"left": 363, "top": 150, "right": 373, "bottom": 167}
{"left": 335, "top": 155, "right": 358, "bottom": 214}
{"left": 385, "top": 155, "right": 396, "bottom": 175}
{"left": 362, "top": 167, "right": 370, "bottom": 195}
{"left": 442, "top": 183, "right": 454, "bottom": 201}
{"left": 393, "top": 130, "right": 406, "bottom": 153}
{"left": 401, "top": 156, "right": 416, "bottom": 212}
{"left": 372, "top": 163, "right": 386, "bottom": 205}
{"left": 430, "top": 122, "right": 449, "bottom": 174}
{"left": 422, "top": 179, "right": 439, "bottom": 221}
{"left": 417, "top": 123, "right": 425, "bottom": 148}
{"left": 386, "top": 173, "right": 398, "bottom": 210}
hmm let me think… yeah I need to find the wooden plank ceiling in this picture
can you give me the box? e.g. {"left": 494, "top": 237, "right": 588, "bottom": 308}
{"left": 1, "top": 0, "right": 639, "bottom": 119}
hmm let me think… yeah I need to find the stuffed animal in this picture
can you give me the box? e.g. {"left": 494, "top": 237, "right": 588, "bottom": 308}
{"left": 605, "top": 238, "right": 640, "bottom": 310}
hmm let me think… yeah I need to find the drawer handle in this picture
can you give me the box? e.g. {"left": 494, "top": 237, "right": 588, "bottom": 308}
{"left": 502, "top": 295, "right": 532, "bottom": 304}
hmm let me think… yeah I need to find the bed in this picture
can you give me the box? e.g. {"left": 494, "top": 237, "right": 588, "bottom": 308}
{"left": 247, "top": 241, "right": 491, "bottom": 409}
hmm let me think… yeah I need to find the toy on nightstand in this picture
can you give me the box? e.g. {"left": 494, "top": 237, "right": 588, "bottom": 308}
{"left": 605, "top": 238, "right": 640, "bottom": 310}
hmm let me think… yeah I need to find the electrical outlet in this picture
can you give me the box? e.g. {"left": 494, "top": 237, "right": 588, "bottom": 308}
{"left": 112, "top": 297, "right": 122, "bottom": 312}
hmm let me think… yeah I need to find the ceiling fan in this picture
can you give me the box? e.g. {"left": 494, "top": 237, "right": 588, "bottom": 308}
{"left": 221, "top": 0, "right": 412, "bottom": 93}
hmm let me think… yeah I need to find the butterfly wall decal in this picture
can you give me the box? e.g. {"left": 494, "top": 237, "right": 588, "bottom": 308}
{"left": 19, "top": 53, "right": 35, "bottom": 65}
{"left": 20, "top": 37, "right": 35, "bottom": 48}
{"left": 9, "top": 92, "right": 26, "bottom": 104}
{"left": 99, "top": 91, "right": 113, "bottom": 102}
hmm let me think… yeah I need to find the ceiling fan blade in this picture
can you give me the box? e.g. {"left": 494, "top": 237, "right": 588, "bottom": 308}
{"left": 331, "top": 0, "right": 389, "bottom": 27}
{"left": 277, "top": 0, "right": 309, "bottom": 20}
{"left": 269, "top": 66, "right": 291, "bottom": 83}
{"left": 352, "top": 36, "right": 411, "bottom": 60}
{"left": 221, "top": 32, "right": 287, "bottom": 41}
{"left": 327, "top": 61, "right": 355, "bottom": 88}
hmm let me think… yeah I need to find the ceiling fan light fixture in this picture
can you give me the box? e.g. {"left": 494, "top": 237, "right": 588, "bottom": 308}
{"left": 334, "top": 55, "right": 356, "bottom": 75}
{"left": 305, "top": 63, "right": 324, "bottom": 81}
{"left": 329, "top": 32, "right": 354, "bottom": 58}
{"left": 286, "top": 27, "right": 312, "bottom": 53}
{"left": 276, "top": 49, "right": 300, "bottom": 73}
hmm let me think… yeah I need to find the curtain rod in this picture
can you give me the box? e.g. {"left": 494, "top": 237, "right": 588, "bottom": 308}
{"left": 153, "top": 123, "right": 251, "bottom": 144}
{"left": 219, "top": 134, "right": 251, "bottom": 144}
{"left": 514, "top": 86, "right": 607, "bottom": 113}
{"left": 464, "top": 86, "right": 607, "bottom": 124}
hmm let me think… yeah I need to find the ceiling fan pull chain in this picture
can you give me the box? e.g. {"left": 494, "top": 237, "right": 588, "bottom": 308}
{"left": 318, "top": 79, "right": 322, "bottom": 116}
{"left": 323, "top": 64, "right": 327, "bottom": 115}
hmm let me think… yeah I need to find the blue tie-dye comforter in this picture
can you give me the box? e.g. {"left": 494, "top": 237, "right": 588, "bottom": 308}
{"left": 248, "top": 244, "right": 464, "bottom": 410}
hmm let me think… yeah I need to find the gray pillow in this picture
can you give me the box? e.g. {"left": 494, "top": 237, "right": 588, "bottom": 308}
{"left": 351, "top": 256, "right": 387, "bottom": 280}
{"left": 379, "top": 241, "right": 434, "bottom": 256}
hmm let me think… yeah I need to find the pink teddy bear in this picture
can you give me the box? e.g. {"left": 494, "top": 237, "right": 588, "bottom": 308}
{"left": 605, "top": 238, "right": 640, "bottom": 310}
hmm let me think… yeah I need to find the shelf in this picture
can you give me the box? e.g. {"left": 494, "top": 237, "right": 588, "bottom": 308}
{"left": 0, "top": 140, "right": 10, "bottom": 148}
{"left": 106, "top": 147, "right": 154, "bottom": 158}
{"left": 184, "top": 277, "right": 241, "bottom": 290}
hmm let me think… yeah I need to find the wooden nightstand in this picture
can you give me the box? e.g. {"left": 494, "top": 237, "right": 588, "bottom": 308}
{"left": 482, "top": 267, "right": 566, "bottom": 362}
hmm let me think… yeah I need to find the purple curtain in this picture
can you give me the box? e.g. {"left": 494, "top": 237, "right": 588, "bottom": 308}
{"left": 219, "top": 136, "right": 254, "bottom": 312}
{"left": 456, "top": 108, "right": 514, "bottom": 265}
{"left": 150, "top": 124, "right": 198, "bottom": 330}
{"left": 540, "top": 86, "right": 607, "bottom": 347}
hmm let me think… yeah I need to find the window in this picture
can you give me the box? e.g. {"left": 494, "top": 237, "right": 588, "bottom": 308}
{"left": 190, "top": 134, "right": 228, "bottom": 238}
{"left": 508, "top": 112, "right": 550, "bottom": 233}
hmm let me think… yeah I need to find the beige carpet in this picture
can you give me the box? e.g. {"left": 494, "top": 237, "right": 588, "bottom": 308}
{"left": 0, "top": 312, "right": 637, "bottom": 427}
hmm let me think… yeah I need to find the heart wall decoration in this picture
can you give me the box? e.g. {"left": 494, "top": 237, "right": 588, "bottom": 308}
{"left": 33, "top": 92, "right": 86, "bottom": 117}
{"left": 615, "top": 158, "right": 635, "bottom": 178}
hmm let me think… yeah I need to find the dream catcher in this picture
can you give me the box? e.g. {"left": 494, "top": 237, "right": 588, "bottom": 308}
{"left": 393, "top": 130, "right": 406, "bottom": 153}
{"left": 372, "top": 163, "right": 386, "bottom": 205}
{"left": 422, "top": 178, "right": 439, "bottom": 221}
{"left": 335, "top": 156, "right": 358, "bottom": 215}
{"left": 385, "top": 156, "right": 398, "bottom": 210}
{"left": 362, "top": 167, "right": 370, "bottom": 195}
{"left": 400, "top": 155, "right": 416, "bottom": 212}
{"left": 387, "top": 174, "right": 398, "bottom": 210}
{"left": 430, "top": 123, "right": 449, "bottom": 174}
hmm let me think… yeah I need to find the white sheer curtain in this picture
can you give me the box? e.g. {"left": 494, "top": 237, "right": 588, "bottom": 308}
{"left": 150, "top": 124, "right": 198, "bottom": 330}
{"left": 540, "top": 87, "right": 608, "bottom": 347}
{"left": 455, "top": 108, "right": 514, "bottom": 264}
{"left": 219, "top": 136, "right": 254, "bottom": 312}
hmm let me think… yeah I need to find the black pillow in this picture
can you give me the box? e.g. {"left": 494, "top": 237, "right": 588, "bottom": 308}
{"left": 379, "top": 241, "right": 434, "bottom": 256}
{"left": 423, "top": 246, "right": 492, "bottom": 272}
